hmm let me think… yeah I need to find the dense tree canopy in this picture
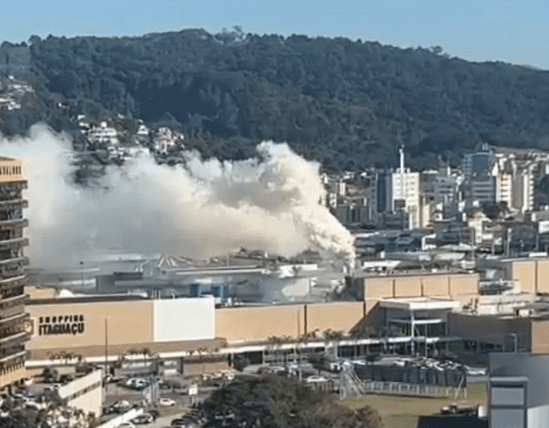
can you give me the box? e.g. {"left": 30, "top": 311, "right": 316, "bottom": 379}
{"left": 202, "top": 375, "right": 382, "bottom": 428}
{"left": 4, "top": 28, "right": 549, "bottom": 169}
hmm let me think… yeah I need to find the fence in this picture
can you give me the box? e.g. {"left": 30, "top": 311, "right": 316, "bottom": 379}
{"left": 362, "top": 381, "right": 456, "bottom": 398}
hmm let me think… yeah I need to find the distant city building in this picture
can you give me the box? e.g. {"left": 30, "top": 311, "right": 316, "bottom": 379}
{"left": 470, "top": 176, "right": 496, "bottom": 204}
{"left": 385, "top": 147, "right": 421, "bottom": 229}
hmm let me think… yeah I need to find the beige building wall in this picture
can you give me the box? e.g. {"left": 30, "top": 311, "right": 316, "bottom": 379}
{"left": 511, "top": 260, "right": 537, "bottom": 293}
{"left": 394, "top": 277, "right": 422, "bottom": 298}
{"left": 27, "top": 301, "right": 154, "bottom": 352}
{"left": 25, "top": 286, "right": 57, "bottom": 300}
{"left": 363, "top": 277, "right": 394, "bottom": 299}
{"left": 448, "top": 274, "right": 479, "bottom": 295}
{"left": 421, "top": 275, "right": 450, "bottom": 296}
{"left": 306, "top": 302, "right": 364, "bottom": 334}
{"left": 531, "top": 320, "right": 549, "bottom": 353}
{"left": 216, "top": 305, "right": 303, "bottom": 344}
{"left": 362, "top": 272, "right": 479, "bottom": 302}
{"left": 536, "top": 260, "right": 549, "bottom": 294}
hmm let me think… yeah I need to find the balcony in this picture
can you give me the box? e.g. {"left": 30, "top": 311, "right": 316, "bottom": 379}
{"left": 0, "top": 331, "right": 25, "bottom": 344}
{"left": 0, "top": 291, "right": 24, "bottom": 302}
{"left": 0, "top": 303, "right": 24, "bottom": 319}
{"left": 0, "top": 219, "right": 28, "bottom": 230}
{"left": 0, "top": 274, "right": 25, "bottom": 285}
{"left": 0, "top": 268, "right": 25, "bottom": 278}
{"left": 0, "top": 311, "right": 26, "bottom": 325}
{"left": 0, "top": 180, "right": 27, "bottom": 189}
{"left": 0, "top": 349, "right": 27, "bottom": 363}
{"left": 0, "top": 199, "right": 28, "bottom": 210}
{"left": 0, "top": 256, "right": 29, "bottom": 267}
{"left": 1, "top": 287, "right": 24, "bottom": 300}
{"left": 0, "top": 238, "right": 28, "bottom": 249}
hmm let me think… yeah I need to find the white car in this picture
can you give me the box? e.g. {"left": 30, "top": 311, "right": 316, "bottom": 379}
{"left": 305, "top": 375, "right": 327, "bottom": 383}
{"left": 159, "top": 397, "right": 176, "bottom": 407}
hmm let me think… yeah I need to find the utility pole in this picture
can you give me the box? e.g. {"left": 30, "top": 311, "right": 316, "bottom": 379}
{"left": 80, "top": 261, "right": 84, "bottom": 288}
{"left": 105, "top": 317, "right": 109, "bottom": 391}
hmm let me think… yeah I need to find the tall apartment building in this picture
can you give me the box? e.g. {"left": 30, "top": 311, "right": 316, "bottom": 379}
{"left": 384, "top": 148, "right": 420, "bottom": 229}
{"left": 0, "top": 157, "right": 29, "bottom": 390}
{"left": 493, "top": 155, "right": 535, "bottom": 213}
{"left": 470, "top": 176, "right": 496, "bottom": 204}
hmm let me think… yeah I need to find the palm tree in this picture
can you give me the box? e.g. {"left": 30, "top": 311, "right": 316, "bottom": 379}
{"left": 323, "top": 329, "right": 344, "bottom": 360}
{"left": 267, "top": 336, "right": 283, "bottom": 365}
{"left": 140, "top": 347, "right": 152, "bottom": 374}
{"left": 197, "top": 347, "right": 208, "bottom": 375}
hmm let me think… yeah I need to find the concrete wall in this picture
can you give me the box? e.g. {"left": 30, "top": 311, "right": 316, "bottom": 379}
{"left": 306, "top": 302, "right": 364, "bottom": 334}
{"left": 153, "top": 297, "right": 215, "bottom": 342}
{"left": 490, "top": 353, "right": 549, "bottom": 410}
{"left": 361, "top": 272, "right": 479, "bottom": 300}
{"left": 363, "top": 277, "right": 394, "bottom": 299}
{"left": 58, "top": 370, "right": 103, "bottom": 417}
{"left": 216, "top": 302, "right": 366, "bottom": 344}
{"left": 216, "top": 305, "right": 303, "bottom": 343}
{"left": 448, "top": 313, "right": 531, "bottom": 351}
{"left": 530, "top": 320, "right": 549, "bottom": 353}
{"left": 394, "top": 277, "right": 422, "bottom": 298}
{"left": 448, "top": 274, "right": 479, "bottom": 295}
{"left": 537, "top": 260, "right": 549, "bottom": 294}
{"left": 504, "top": 258, "right": 549, "bottom": 294}
{"left": 422, "top": 275, "right": 450, "bottom": 296}
{"left": 511, "top": 260, "right": 537, "bottom": 294}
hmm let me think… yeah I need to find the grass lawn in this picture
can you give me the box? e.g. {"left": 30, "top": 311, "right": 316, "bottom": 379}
{"left": 341, "top": 382, "right": 487, "bottom": 428}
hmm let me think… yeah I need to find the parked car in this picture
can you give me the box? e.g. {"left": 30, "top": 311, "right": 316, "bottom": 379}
{"left": 305, "top": 375, "right": 327, "bottom": 383}
{"left": 171, "top": 418, "right": 189, "bottom": 427}
{"left": 148, "top": 409, "right": 160, "bottom": 419}
{"left": 131, "top": 414, "right": 154, "bottom": 425}
{"left": 159, "top": 397, "right": 176, "bottom": 407}
{"left": 111, "top": 400, "right": 131, "bottom": 412}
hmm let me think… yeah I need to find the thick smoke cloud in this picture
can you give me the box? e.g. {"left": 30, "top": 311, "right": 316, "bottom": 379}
{"left": 0, "top": 124, "right": 354, "bottom": 269}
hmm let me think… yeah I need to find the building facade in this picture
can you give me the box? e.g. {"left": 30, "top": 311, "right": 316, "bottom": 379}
{"left": 0, "top": 157, "right": 29, "bottom": 390}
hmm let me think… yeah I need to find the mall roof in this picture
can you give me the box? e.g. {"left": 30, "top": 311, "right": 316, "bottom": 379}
{"left": 379, "top": 297, "right": 460, "bottom": 312}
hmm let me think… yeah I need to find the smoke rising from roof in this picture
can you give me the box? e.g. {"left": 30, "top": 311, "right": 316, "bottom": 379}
{"left": 0, "top": 124, "right": 354, "bottom": 269}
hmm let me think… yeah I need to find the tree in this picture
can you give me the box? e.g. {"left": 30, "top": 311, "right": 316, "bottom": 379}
{"left": 429, "top": 45, "right": 444, "bottom": 55}
{"left": 202, "top": 375, "right": 382, "bottom": 428}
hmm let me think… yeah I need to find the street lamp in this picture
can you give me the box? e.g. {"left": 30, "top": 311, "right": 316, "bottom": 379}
{"left": 509, "top": 333, "right": 518, "bottom": 353}
{"left": 80, "top": 261, "right": 84, "bottom": 288}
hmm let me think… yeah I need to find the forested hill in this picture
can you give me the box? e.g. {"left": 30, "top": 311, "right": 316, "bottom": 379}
{"left": 5, "top": 28, "right": 549, "bottom": 169}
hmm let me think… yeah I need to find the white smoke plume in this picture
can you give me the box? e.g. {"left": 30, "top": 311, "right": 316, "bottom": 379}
{"left": 0, "top": 124, "right": 355, "bottom": 269}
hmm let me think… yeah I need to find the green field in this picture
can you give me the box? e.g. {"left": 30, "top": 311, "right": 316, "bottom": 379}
{"left": 341, "top": 382, "right": 487, "bottom": 428}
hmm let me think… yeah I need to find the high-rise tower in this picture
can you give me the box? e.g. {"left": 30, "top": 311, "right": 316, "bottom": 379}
{"left": 0, "top": 157, "right": 28, "bottom": 390}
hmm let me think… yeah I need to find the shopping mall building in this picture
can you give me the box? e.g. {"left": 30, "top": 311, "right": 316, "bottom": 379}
{"left": 4, "top": 154, "right": 549, "bottom": 391}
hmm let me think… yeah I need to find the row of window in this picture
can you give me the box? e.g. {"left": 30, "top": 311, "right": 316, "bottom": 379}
{"left": 463, "top": 340, "right": 504, "bottom": 353}
{"left": 0, "top": 325, "right": 23, "bottom": 339}
{"left": 0, "top": 166, "right": 21, "bottom": 176}
{"left": 63, "top": 380, "right": 102, "bottom": 403}
{"left": 0, "top": 343, "right": 25, "bottom": 358}
{"left": 0, "top": 360, "right": 24, "bottom": 374}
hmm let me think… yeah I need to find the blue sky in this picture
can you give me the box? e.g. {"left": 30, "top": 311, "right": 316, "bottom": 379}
{"left": 2, "top": 0, "right": 549, "bottom": 69}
